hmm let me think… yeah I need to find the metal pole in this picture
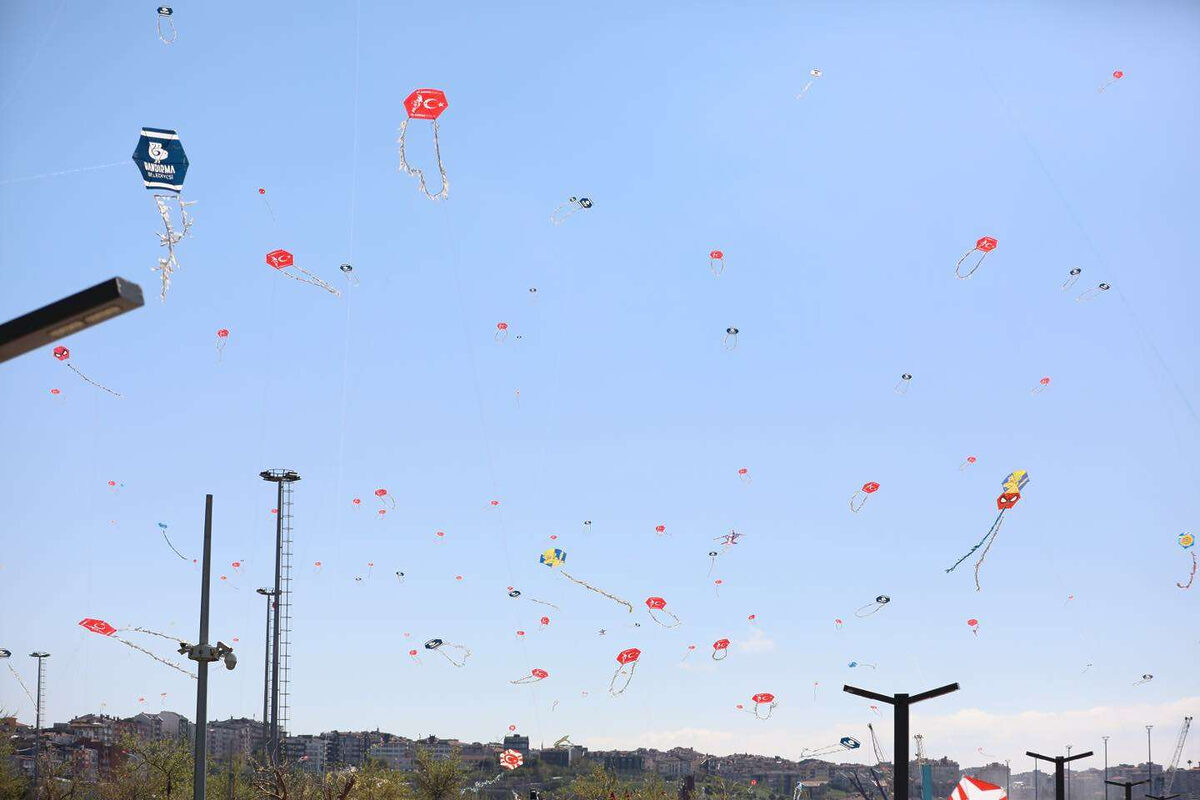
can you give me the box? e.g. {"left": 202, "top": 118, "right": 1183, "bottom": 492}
{"left": 256, "top": 588, "right": 273, "bottom": 759}
{"left": 193, "top": 494, "right": 214, "bottom": 800}
{"left": 1067, "top": 746, "right": 1073, "bottom": 800}
{"left": 1103, "top": 737, "right": 1110, "bottom": 799}
{"left": 270, "top": 482, "right": 284, "bottom": 763}
{"left": 1034, "top": 758, "right": 1039, "bottom": 800}
{"left": 894, "top": 695, "right": 910, "bottom": 800}
{"left": 1006, "top": 760, "right": 1010, "bottom": 800}
{"left": 1146, "top": 726, "right": 1153, "bottom": 795}
{"left": 33, "top": 655, "right": 45, "bottom": 795}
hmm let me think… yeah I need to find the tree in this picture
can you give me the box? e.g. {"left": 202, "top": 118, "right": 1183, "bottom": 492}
{"left": 121, "top": 733, "right": 193, "bottom": 799}
{"left": 0, "top": 721, "right": 27, "bottom": 800}
{"left": 254, "top": 763, "right": 357, "bottom": 800}
{"left": 354, "top": 761, "right": 412, "bottom": 800}
{"left": 564, "top": 765, "right": 636, "bottom": 800}
{"left": 411, "top": 747, "right": 464, "bottom": 800}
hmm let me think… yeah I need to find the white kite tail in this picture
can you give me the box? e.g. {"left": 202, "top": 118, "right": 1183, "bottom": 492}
{"left": 397, "top": 119, "right": 449, "bottom": 201}
{"left": 113, "top": 635, "right": 197, "bottom": 680}
{"left": 152, "top": 193, "right": 195, "bottom": 302}
{"left": 66, "top": 363, "right": 122, "bottom": 397}
{"left": 560, "top": 569, "right": 633, "bottom": 613}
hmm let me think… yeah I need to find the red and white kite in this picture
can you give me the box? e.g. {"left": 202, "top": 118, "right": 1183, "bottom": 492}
{"left": 950, "top": 776, "right": 1007, "bottom": 800}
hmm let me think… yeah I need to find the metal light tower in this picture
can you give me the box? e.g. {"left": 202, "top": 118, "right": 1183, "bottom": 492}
{"left": 260, "top": 469, "right": 299, "bottom": 764}
{"left": 1027, "top": 750, "right": 1092, "bottom": 800}
{"left": 843, "top": 682, "right": 960, "bottom": 800}
{"left": 29, "top": 651, "right": 50, "bottom": 795}
{"left": 255, "top": 587, "right": 278, "bottom": 759}
{"left": 1106, "top": 779, "right": 1149, "bottom": 800}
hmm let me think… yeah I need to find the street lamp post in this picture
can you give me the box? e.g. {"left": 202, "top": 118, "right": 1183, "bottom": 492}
{"left": 842, "top": 683, "right": 960, "bottom": 800}
{"left": 1067, "top": 746, "right": 1073, "bottom": 800}
{"left": 1026, "top": 750, "right": 1093, "bottom": 800}
{"left": 1103, "top": 737, "right": 1110, "bottom": 798}
{"left": 0, "top": 277, "right": 144, "bottom": 363}
{"left": 1146, "top": 726, "right": 1153, "bottom": 793}
{"left": 1106, "top": 779, "right": 1149, "bottom": 800}
{"left": 178, "top": 495, "right": 237, "bottom": 800}
{"left": 255, "top": 587, "right": 277, "bottom": 759}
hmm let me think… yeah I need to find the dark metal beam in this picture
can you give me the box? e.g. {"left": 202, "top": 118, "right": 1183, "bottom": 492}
{"left": 0, "top": 277, "right": 143, "bottom": 363}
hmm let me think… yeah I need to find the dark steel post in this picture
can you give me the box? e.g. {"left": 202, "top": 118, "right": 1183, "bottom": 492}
{"left": 270, "top": 481, "right": 284, "bottom": 763}
{"left": 193, "top": 494, "right": 214, "bottom": 800}
{"left": 1055, "top": 758, "right": 1065, "bottom": 800}
{"left": 256, "top": 588, "right": 273, "bottom": 759}
{"left": 894, "top": 694, "right": 910, "bottom": 800}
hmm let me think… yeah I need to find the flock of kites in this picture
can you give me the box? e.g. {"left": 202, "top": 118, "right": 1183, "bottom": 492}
{"left": 11, "top": 7, "right": 1185, "bottom": 771}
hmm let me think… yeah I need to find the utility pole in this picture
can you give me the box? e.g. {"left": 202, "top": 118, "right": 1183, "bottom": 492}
{"left": 843, "top": 682, "right": 960, "bottom": 800}
{"left": 1146, "top": 726, "right": 1154, "bottom": 794}
{"left": 1106, "top": 779, "right": 1149, "bottom": 800}
{"left": 255, "top": 587, "right": 277, "bottom": 761}
{"left": 1067, "top": 746, "right": 1073, "bottom": 800}
{"left": 1026, "top": 750, "right": 1092, "bottom": 800}
{"left": 1005, "top": 760, "right": 1011, "bottom": 800}
{"left": 29, "top": 651, "right": 50, "bottom": 797}
{"left": 1103, "top": 737, "right": 1110, "bottom": 798}
{"left": 179, "top": 494, "right": 237, "bottom": 800}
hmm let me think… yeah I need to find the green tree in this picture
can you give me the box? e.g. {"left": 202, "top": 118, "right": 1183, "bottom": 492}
{"left": 411, "top": 747, "right": 464, "bottom": 800}
{"left": 254, "top": 763, "right": 357, "bottom": 800}
{"left": 0, "top": 721, "right": 27, "bottom": 800}
{"left": 353, "top": 761, "right": 412, "bottom": 800}
{"left": 564, "top": 765, "right": 636, "bottom": 800}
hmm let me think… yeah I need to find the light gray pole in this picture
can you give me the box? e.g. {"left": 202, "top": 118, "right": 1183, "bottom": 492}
{"left": 256, "top": 588, "right": 275, "bottom": 760}
{"left": 1103, "top": 737, "right": 1110, "bottom": 798}
{"left": 1146, "top": 726, "right": 1153, "bottom": 795}
{"left": 1067, "top": 746, "right": 1073, "bottom": 800}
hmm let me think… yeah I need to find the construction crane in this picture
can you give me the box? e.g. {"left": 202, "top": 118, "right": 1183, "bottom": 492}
{"left": 915, "top": 735, "right": 933, "bottom": 800}
{"left": 1163, "top": 716, "right": 1192, "bottom": 795}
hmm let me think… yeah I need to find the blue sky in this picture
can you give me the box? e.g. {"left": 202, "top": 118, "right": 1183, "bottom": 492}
{"left": 1, "top": 0, "right": 1198, "bottom": 769}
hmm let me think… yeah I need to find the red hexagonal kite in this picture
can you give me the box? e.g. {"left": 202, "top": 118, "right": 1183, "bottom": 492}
{"left": 266, "top": 249, "right": 294, "bottom": 270}
{"left": 79, "top": 618, "right": 117, "bottom": 636}
{"left": 404, "top": 89, "right": 449, "bottom": 120}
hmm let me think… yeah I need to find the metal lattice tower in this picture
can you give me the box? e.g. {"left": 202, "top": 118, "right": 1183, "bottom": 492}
{"left": 1164, "top": 717, "right": 1192, "bottom": 795}
{"left": 260, "top": 469, "right": 299, "bottom": 763}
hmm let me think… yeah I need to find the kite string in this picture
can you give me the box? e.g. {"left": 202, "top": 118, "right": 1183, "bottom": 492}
{"left": 560, "top": 570, "right": 633, "bottom": 613}
{"left": 161, "top": 528, "right": 189, "bottom": 560}
{"left": 4, "top": 662, "right": 36, "bottom": 707}
{"left": 0, "top": 161, "right": 127, "bottom": 188}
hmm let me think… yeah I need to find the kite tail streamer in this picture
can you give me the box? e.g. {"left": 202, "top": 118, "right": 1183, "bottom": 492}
{"left": 945, "top": 509, "right": 1005, "bottom": 573}
{"left": 463, "top": 773, "right": 504, "bottom": 794}
{"left": 152, "top": 194, "right": 195, "bottom": 302}
{"left": 1178, "top": 552, "right": 1197, "bottom": 590}
{"left": 277, "top": 266, "right": 342, "bottom": 296}
{"left": 529, "top": 598, "right": 559, "bottom": 610}
{"left": 160, "top": 529, "right": 189, "bottom": 560}
{"left": 397, "top": 119, "right": 449, "bottom": 201}
{"left": 128, "top": 626, "right": 180, "bottom": 643}
{"left": 436, "top": 644, "right": 471, "bottom": 668}
{"left": 560, "top": 570, "right": 633, "bottom": 613}
{"left": 5, "top": 662, "right": 36, "bottom": 706}
{"left": 972, "top": 512, "right": 1007, "bottom": 591}
{"left": 113, "top": 636, "right": 196, "bottom": 679}
{"left": 66, "top": 364, "right": 122, "bottom": 397}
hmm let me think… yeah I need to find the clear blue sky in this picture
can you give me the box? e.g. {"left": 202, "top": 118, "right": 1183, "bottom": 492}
{"left": 1, "top": 0, "right": 1198, "bottom": 770}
